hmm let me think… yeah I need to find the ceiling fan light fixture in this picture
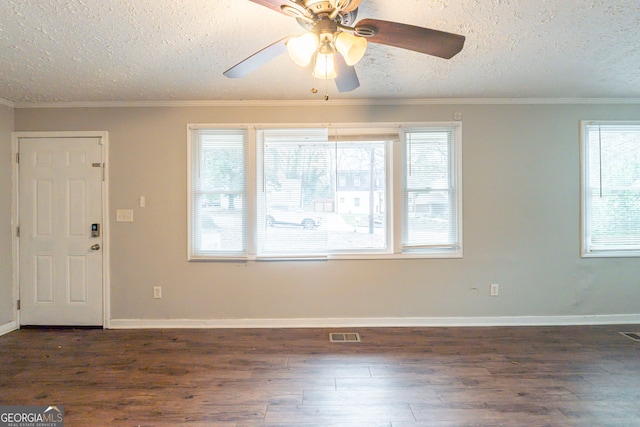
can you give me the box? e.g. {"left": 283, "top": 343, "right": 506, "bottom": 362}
{"left": 313, "top": 52, "right": 337, "bottom": 80}
{"left": 334, "top": 31, "right": 367, "bottom": 66}
{"left": 287, "top": 32, "right": 320, "bottom": 66}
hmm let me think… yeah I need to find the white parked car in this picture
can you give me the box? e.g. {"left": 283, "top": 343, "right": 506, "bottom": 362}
{"left": 266, "top": 206, "right": 322, "bottom": 229}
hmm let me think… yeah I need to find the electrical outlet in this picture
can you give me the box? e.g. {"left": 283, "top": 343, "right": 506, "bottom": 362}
{"left": 153, "top": 286, "right": 162, "bottom": 299}
{"left": 490, "top": 283, "right": 499, "bottom": 297}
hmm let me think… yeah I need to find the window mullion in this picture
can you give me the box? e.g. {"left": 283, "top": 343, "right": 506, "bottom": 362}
{"left": 246, "top": 127, "right": 257, "bottom": 257}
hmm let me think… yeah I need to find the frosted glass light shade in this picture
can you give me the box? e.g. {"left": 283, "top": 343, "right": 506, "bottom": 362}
{"left": 335, "top": 32, "right": 367, "bottom": 66}
{"left": 287, "top": 33, "right": 319, "bottom": 66}
{"left": 313, "top": 52, "right": 337, "bottom": 79}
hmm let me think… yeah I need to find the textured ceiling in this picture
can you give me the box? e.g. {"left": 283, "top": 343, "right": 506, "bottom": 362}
{"left": 1, "top": 0, "right": 639, "bottom": 103}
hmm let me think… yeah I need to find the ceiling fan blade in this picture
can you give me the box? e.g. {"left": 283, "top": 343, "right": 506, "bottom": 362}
{"left": 248, "top": 0, "right": 289, "bottom": 15}
{"left": 223, "top": 37, "right": 290, "bottom": 78}
{"left": 355, "top": 18, "right": 465, "bottom": 59}
{"left": 334, "top": 54, "right": 360, "bottom": 92}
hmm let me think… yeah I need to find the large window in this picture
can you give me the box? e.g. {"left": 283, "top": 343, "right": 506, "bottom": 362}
{"left": 581, "top": 122, "right": 640, "bottom": 257}
{"left": 189, "top": 123, "right": 462, "bottom": 260}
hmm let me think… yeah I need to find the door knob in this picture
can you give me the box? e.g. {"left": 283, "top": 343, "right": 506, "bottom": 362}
{"left": 90, "top": 244, "right": 101, "bottom": 251}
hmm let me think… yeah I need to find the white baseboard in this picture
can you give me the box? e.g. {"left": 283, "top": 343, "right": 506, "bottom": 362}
{"left": 109, "top": 314, "right": 640, "bottom": 329}
{"left": 0, "top": 320, "right": 19, "bottom": 336}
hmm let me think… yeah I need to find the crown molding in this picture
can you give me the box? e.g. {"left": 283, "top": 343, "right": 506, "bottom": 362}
{"left": 0, "top": 98, "right": 15, "bottom": 108}
{"left": 12, "top": 97, "right": 640, "bottom": 109}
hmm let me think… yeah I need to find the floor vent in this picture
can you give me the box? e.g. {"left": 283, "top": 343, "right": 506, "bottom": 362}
{"left": 329, "top": 332, "right": 361, "bottom": 343}
{"left": 619, "top": 332, "right": 640, "bottom": 342}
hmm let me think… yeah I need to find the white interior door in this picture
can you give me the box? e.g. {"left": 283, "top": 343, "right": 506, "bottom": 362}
{"left": 18, "top": 137, "right": 104, "bottom": 326}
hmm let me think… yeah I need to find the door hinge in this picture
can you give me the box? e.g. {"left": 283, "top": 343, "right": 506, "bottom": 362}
{"left": 15, "top": 152, "right": 19, "bottom": 163}
{"left": 16, "top": 226, "right": 19, "bottom": 237}
{"left": 17, "top": 300, "right": 20, "bottom": 310}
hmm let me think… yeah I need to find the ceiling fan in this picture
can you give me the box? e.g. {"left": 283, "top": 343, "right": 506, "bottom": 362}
{"left": 223, "top": 0, "right": 466, "bottom": 93}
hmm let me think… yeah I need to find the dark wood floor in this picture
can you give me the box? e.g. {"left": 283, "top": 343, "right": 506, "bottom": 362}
{"left": 1, "top": 325, "right": 640, "bottom": 426}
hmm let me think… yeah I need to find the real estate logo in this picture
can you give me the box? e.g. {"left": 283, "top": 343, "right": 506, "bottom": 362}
{"left": 0, "top": 406, "right": 64, "bottom": 427}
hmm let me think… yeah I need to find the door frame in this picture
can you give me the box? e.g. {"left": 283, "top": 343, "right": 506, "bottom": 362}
{"left": 12, "top": 131, "right": 111, "bottom": 328}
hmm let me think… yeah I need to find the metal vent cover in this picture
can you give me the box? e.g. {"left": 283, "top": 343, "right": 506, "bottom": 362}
{"left": 329, "top": 332, "right": 361, "bottom": 343}
{"left": 619, "top": 332, "right": 640, "bottom": 342}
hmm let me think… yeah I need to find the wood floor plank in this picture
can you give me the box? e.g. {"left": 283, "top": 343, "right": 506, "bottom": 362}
{"left": 264, "top": 403, "right": 415, "bottom": 423}
{"left": 407, "top": 406, "right": 499, "bottom": 423}
{"left": 302, "top": 389, "right": 442, "bottom": 406}
{"left": 556, "top": 400, "right": 640, "bottom": 425}
{"left": 336, "top": 377, "right": 446, "bottom": 391}
{"left": 437, "top": 385, "right": 580, "bottom": 405}
{"left": 251, "top": 366, "right": 372, "bottom": 379}
{"left": 410, "top": 403, "right": 575, "bottom": 425}
{"left": 239, "top": 423, "right": 392, "bottom": 427}
{"left": 369, "top": 364, "right": 492, "bottom": 378}
{"left": 393, "top": 415, "right": 581, "bottom": 427}
{"left": 572, "top": 385, "right": 640, "bottom": 402}
{"left": 286, "top": 354, "right": 396, "bottom": 366}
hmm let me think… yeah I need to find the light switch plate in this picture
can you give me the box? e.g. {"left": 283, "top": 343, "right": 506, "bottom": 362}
{"left": 116, "top": 209, "right": 134, "bottom": 222}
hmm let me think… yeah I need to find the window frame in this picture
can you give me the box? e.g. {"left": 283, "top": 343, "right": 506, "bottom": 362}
{"left": 580, "top": 120, "right": 640, "bottom": 258}
{"left": 188, "top": 122, "right": 462, "bottom": 261}
{"left": 401, "top": 125, "right": 463, "bottom": 256}
{"left": 187, "top": 125, "right": 252, "bottom": 261}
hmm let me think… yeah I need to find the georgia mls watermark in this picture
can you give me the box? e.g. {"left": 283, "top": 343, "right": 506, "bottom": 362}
{"left": 0, "top": 406, "right": 64, "bottom": 427}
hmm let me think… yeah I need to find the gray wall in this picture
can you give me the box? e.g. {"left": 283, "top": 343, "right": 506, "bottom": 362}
{"left": 13, "top": 102, "right": 640, "bottom": 323}
{"left": 0, "top": 104, "right": 15, "bottom": 326}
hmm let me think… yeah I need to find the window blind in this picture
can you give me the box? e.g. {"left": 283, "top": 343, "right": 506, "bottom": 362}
{"left": 402, "top": 127, "right": 461, "bottom": 252}
{"left": 583, "top": 123, "right": 640, "bottom": 254}
{"left": 190, "top": 128, "right": 248, "bottom": 258}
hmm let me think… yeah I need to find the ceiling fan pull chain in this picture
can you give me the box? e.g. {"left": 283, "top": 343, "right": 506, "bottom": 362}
{"left": 324, "top": 66, "right": 330, "bottom": 100}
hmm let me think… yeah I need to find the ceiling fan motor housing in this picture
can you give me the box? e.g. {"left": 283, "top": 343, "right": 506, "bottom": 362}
{"left": 289, "top": 0, "right": 358, "bottom": 26}
{"left": 301, "top": 0, "right": 338, "bottom": 15}
{"left": 313, "top": 18, "right": 338, "bottom": 36}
